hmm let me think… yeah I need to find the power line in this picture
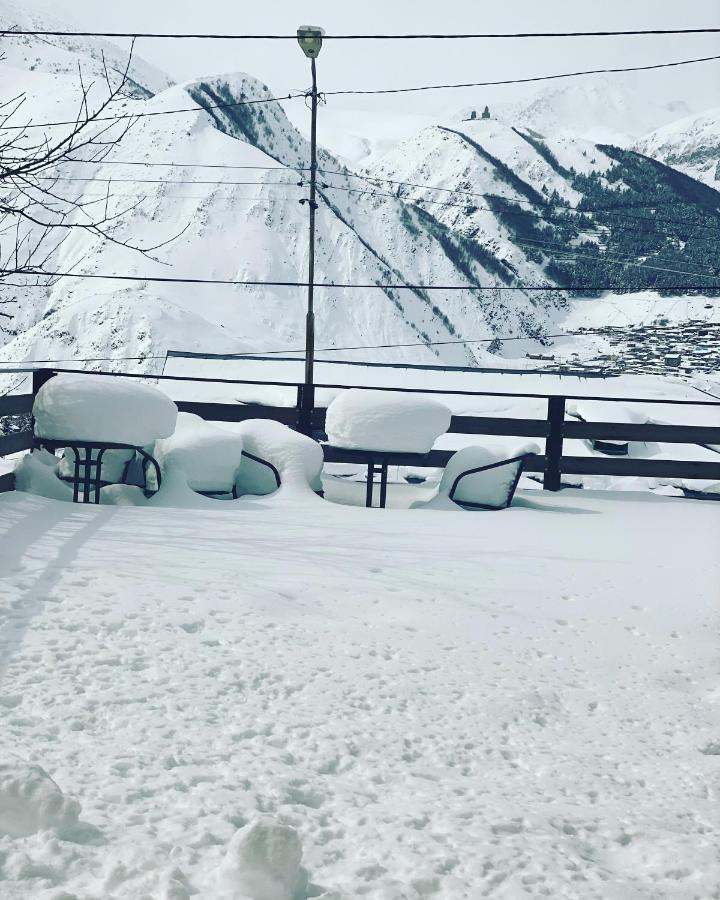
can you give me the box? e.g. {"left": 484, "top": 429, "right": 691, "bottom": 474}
{"left": 33, "top": 159, "right": 720, "bottom": 234}
{"left": 34, "top": 175, "right": 302, "bottom": 187}
{"left": 322, "top": 54, "right": 720, "bottom": 96}
{"left": 9, "top": 53, "right": 720, "bottom": 132}
{"left": 2, "top": 322, "right": 717, "bottom": 366}
{"left": 38, "top": 174, "right": 609, "bottom": 238}
{"left": 319, "top": 181, "right": 718, "bottom": 240}
{"left": 691, "top": 383, "right": 720, "bottom": 401}
{"left": 49, "top": 191, "right": 302, "bottom": 202}
{"left": 7, "top": 270, "right": 719, "bottom": 291}
{"left": 69, "top": 160, "right": 303, "bottom": 171}
{"left": 514, "top": 238, "right": 720, "bottom": 280}
{"left": 0, "top": 373, "right": 30, "bottom": 397}
{"left": 3, "top": 28, "right": 719, "bottom": 39}
{"left": 4, "top": 91, "right": 303, "bottom": 131}
{"left": 39, "top": 173, "right": 649, "bottom": 240}
{"left": 43, "top": 158, "right": 719, "bottom": 234}
{"left": 33, "top": 172, "right": 713, "bottom": 232}
{"left": 321, "top": 169, "right": 720, "bottom": 228}
{"left": 63, "top": 160, "right": 303, "bottom": 171}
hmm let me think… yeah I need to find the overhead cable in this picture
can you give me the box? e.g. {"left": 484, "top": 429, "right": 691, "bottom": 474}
{"left": 8, "top": 270, "right": 719, "bottom": 291}
{"left": 322, "top": 54, "right": 720, "bottom": 96}
{"left": 3, "top": 28, "right": 720, "bottom": 39}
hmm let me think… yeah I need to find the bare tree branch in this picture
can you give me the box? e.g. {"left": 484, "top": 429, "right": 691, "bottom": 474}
{"left": 0, "top": 40, "right": 186, "bottom": 322}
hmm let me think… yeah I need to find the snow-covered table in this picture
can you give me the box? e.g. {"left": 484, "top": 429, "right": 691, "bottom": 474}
{"left": 323, "top": 390, "right": 452, "bottom": 506}
{"left": 34, "top": 438, "right": 162, "bottom": 505}
{"left": 32, "top": 373, "right": 177, "bottom": 504}
{"left": 323, "top": 445, "right": 430, "bottom": 508}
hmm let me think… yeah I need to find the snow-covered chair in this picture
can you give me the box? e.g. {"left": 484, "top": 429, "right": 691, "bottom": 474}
{"left": 324, "top": 389, "right": 451, "bottom": 507}
{"left": 228, "top": 420, "right": 324, "bottom": 500}
{"left": 32, "top": 373, "right": 177, "bottom": 503}
{"left": 412, "top": 442, "right": 539, "bottom": 511}
{"left": 150, "top": 412, "right": 244, "bottom": 495}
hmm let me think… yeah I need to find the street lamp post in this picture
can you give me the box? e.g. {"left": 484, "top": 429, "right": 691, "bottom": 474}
{"left": 296, "top": 25, "right": 324, "bottom": 435}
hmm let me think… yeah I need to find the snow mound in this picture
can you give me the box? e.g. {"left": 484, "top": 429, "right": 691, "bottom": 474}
{"left": 33, "top": 374, "right": 177, "bottom": 445}
{"left": 415, "top": 442, "right": 538, "bottom": 510}
{"left": 146, "top": 465, "right": 227, "bottom": 509}
{"left": 152, "top": 412, "right": 244, "bottom": 492}
{"left": 220, "top": 818, "right": 308, "bottom": 900}
{"left": 14, "top": 449, "right": 73, "bottom": 502}
{"left": 325, "top": 390, "right": 451, "bottom": 453}
{"left": 568, "top": 401, "right": 647, "bottom": 426}
{"left": 0, "top": 763, "right": 80, "bottom": 838}
{"left": 230, "top": 420, "right": 323, "bottom": 498}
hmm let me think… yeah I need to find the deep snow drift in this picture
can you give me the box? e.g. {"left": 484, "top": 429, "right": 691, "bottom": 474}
{"left": 0, "top": 488, "right": 718, "bottom": 899}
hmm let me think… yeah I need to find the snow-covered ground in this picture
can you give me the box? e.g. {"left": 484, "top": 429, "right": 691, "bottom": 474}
{"left": 1, "top": 487, "right": 719, "bottom": 899}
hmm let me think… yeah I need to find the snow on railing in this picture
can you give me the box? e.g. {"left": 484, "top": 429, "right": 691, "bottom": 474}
{"left": 1, "top": 366, "right": 719, "bottom": 495}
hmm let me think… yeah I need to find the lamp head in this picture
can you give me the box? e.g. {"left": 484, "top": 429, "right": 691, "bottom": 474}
{"left": 297, "top": 25, "right": 324, "bottom": 59}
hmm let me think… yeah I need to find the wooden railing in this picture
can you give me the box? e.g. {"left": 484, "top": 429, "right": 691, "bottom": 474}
{"left": 1, "top": 366, "right": 719, "bottom": 495}
{"left": 0, "top": 389, "right": 33, "bottom": 493}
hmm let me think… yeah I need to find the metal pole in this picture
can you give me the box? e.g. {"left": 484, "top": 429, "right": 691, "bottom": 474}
{"left": 299, "top": 57, "right": 318, "bottom": 435}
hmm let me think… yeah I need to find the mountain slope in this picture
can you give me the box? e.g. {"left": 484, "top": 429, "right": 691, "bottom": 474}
{"left": 0, "top": 62, "right": 567, "bottom": 374}
{"left": 0, "top": 13, "right": 717, "bottom": 379}
{"left": 368, "top": 118, "right": 720, "bottom": 304}
{"left": 0, "top": 0, "right": 172, "bottom": 99}
{"left": 633, "top": 107, "right": 720, "bottom": 188}
{"left": 464, "top": 77, "right": 695, "bottom": 147}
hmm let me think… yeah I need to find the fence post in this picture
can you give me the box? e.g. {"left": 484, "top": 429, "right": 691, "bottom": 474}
{"left": 543, "top": 396, "right": 565, "bottom": 491}
{"left": 32, "top": 368, "right": 55, "bottom": 397}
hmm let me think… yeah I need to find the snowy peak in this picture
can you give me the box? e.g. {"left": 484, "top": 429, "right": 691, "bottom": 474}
{"left": 0, "top": 0, "right": 172, "bottom": 97}
{"left": 368, "top": 117, "right": 720, "bottom": 302}
{"left": 184, "top": 73, "right": 309, "bottom": 169}
{"left": 632, "top": 107, "right": 720, "bottom": 187}
{"left": 471, "top": 77, "right": 695, "bottom": 147}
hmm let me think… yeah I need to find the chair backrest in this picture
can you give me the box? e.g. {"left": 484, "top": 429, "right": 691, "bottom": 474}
{"left": 448, "top": 454, "right": 530, "bottom": 510}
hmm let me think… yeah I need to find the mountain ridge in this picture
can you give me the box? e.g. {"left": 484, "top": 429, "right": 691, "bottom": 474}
{"left": 0, "top": 16, "right": 717, "bottom": 384}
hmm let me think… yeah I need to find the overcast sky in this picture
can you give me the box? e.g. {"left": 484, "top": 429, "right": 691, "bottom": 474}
{"left": 31, "top": 0, "right": 720, "bottom": 119}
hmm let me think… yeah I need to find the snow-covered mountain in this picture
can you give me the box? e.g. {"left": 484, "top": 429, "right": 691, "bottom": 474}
{"left": 0, "top": 0, "right": 171, "bottom": 99}
{"left": 0, "top": 19, "right": 564, "bottom": 373}
{"left": 0, "top": 5, "right": 718, "bottom": 380}
{"left": 367, "top": 117, "right": 720, "bottom": 299}
{"left": 632, "top": 107, "right": 720, "bottom": 187}
{"left": 461, "top": 78, "right": 695, "bottom": 147}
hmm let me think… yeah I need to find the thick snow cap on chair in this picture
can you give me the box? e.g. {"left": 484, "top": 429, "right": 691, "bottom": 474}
{"left": 229, "top": 420, "right": 323, "bottom": 496}
{"left": 152, "top": 412, "right": 244, "bottom": 493}
{"left": 326, "top": 390, "right": 451, "bottom": 453}
{"left": 33, "top": 374, "right": 177, "bottom": 445}
{"left": 440, "top": 443, "right": 538, "bottom": 508}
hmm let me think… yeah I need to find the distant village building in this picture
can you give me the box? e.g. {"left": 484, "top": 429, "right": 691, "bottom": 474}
{"left": 465, "top": 107, "right": 491, "bottom": 122}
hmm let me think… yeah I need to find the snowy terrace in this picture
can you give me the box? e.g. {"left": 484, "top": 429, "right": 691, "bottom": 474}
{"left": 0, "top": 365, "right": 719, "bottom": 899}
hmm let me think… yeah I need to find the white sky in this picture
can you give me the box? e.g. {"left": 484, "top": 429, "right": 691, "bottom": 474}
{"left": 31, "top": 0, "right": 720, "bottom": 118}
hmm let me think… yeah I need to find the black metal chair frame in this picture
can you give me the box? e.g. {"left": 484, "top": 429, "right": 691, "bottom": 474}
{"left": 322, "top": 445, "right": 429, "bottom": 508}
{"left": 240, "top": 449, "right": 281, "bottom": 490}
{"left": 231, "top": 451, "right": 326, "bottom": 499}
{"left": 448, "top": 453, "right": 532, "bottom": 511}
{"left": 202, "top": 450, "right": 282, "bottom": 498}
{"left": 34, "top": 438, "right": 162, "bottom": 504}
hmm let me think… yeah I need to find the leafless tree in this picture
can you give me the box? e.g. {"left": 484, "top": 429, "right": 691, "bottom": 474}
{"left": 0, "top": 40, "right": 182, "bottom": 326}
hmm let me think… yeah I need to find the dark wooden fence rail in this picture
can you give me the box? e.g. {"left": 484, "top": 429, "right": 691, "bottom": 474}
{"left": 1, "top": 367, "right": 719, "bottom": 495}
{"left": 0, "top": 390, "right": 33, "bottom": 493}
